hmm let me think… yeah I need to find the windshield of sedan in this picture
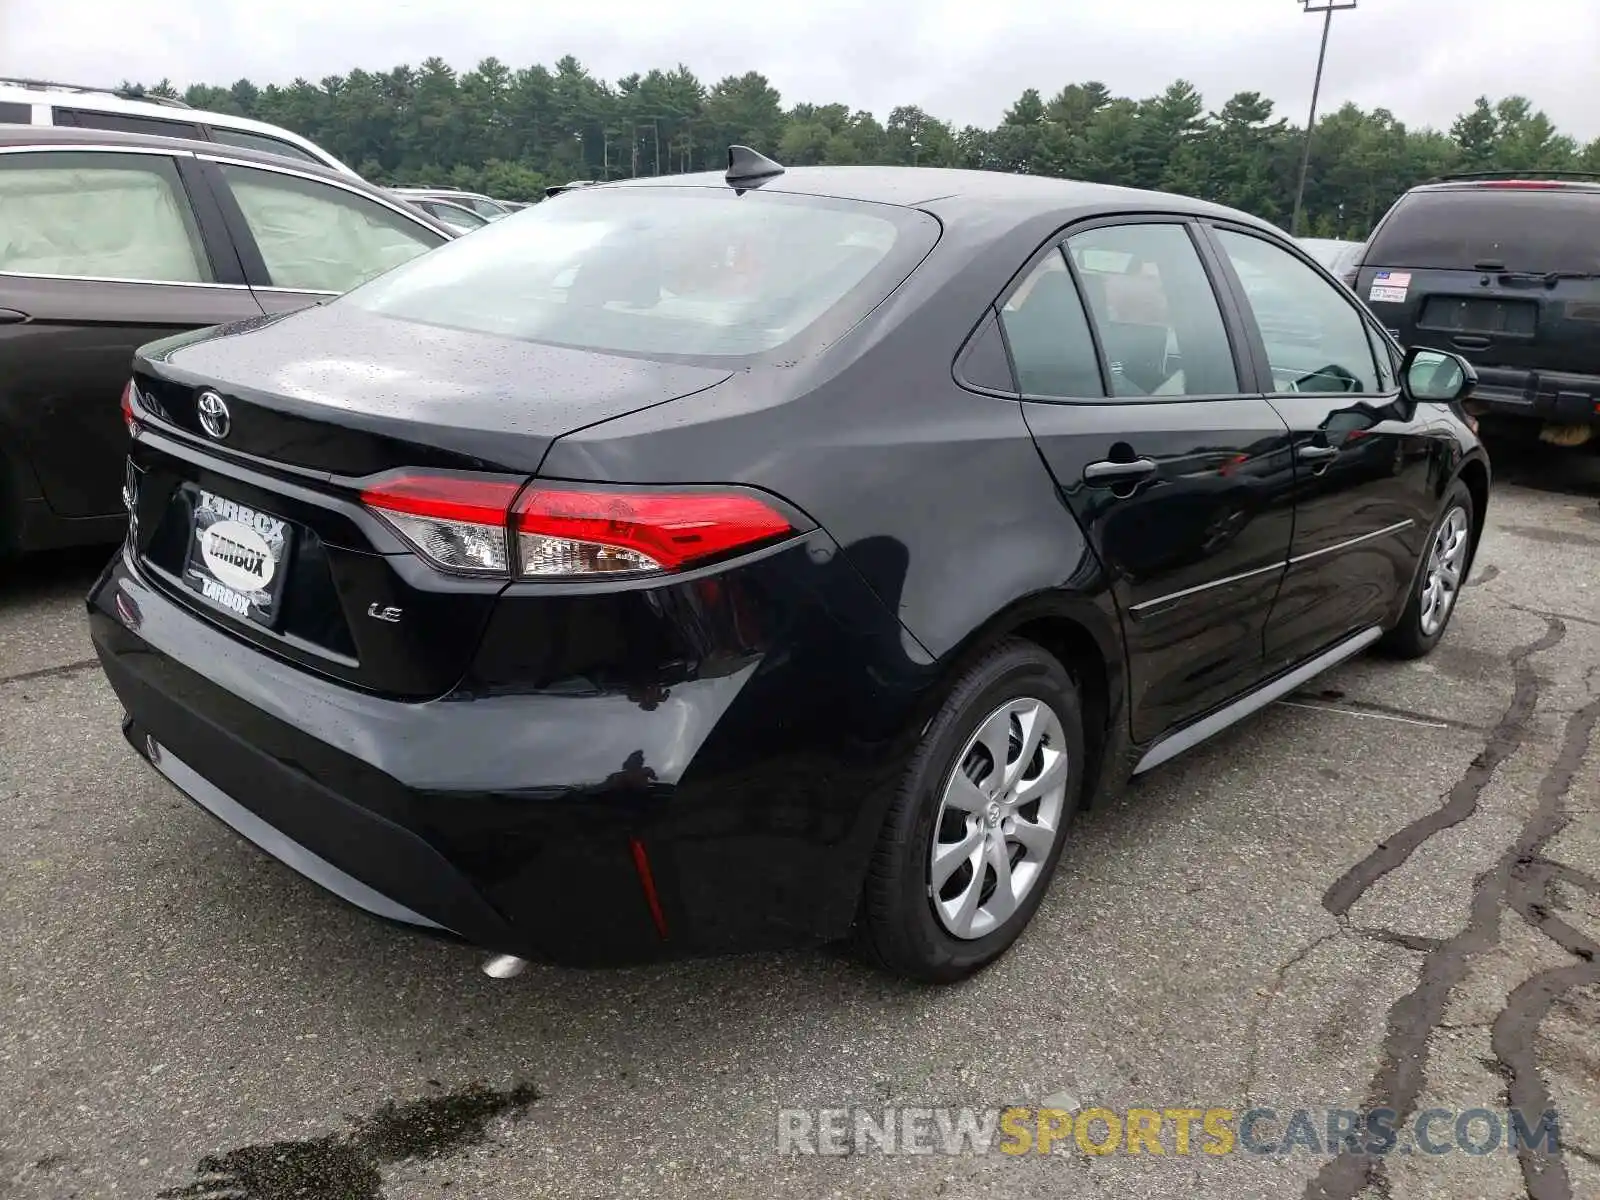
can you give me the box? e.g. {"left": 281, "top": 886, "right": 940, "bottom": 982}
{"left": 342, "top": 185, "right": 936, "bottom": 358}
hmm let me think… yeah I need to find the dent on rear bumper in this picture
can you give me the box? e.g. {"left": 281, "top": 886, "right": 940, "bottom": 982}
{"left": 88, "top": 541, "right": 926, "bottom": 963}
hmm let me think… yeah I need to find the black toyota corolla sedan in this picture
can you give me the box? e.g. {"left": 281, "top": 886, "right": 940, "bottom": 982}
{"left": 89, "top": 149, "right": 1489, "bottom": 983}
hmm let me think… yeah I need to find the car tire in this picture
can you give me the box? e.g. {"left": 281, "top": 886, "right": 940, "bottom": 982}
{"left": 856, "top": 639, "right": 1085, "bottom": 983}
{"left": 1378, "top": 479, "right": 1474, "bottom": 660}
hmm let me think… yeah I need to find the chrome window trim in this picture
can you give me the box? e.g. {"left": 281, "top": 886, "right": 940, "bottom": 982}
{"left": 0, "top": 142, "right": 195, "bottom": 158}
{"left": 252, "top": 285, "right": 341, "bottom": 297}
{"left": 0, "top": 269, "right": 248, "bottom": 288}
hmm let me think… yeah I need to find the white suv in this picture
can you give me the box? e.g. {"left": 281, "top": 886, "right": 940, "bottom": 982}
{"left": 0, "top": 77, "right": 356, "bottom": 177}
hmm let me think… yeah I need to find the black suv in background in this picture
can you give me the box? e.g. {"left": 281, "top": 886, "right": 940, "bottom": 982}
{"left": 0, "top": 125, "right": 455, "bottom": 558}
{"left": 1353, "top": 173, "right": 1600, "bottom": 449}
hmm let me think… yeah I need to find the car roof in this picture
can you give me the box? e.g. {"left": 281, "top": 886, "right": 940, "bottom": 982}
{"left": 1, "top": 122, "right": 341, "bottom": 181}
{"left": 0, "top": 124, "right": 455, "bottom": 234}
{"left": 0, "top": 80, "right": 353, "bottom": 171}
{"left": 593, "top": 165, "right": 1273, "bottom": 228}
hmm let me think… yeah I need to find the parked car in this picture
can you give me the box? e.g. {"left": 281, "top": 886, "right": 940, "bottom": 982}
{"left": 398, "top": 194, "right": 492, "bottom": 233}
{"left": 0, "top": 124, "right": 454, "bottom": 557}
{"left": 1296, "top": 236, "right": 1365, "bottom": 282}
{"left": 390, "top": 187, "right": 516, "bottom": 220}
{"left": 0, "top": 76, "right": 357, "bottom": 176}
{"left": 1352, "top": 172, "right": 1600, "bottom": 448}
{"left": 91, "top": 150, "right": 1488, "bottom": 983}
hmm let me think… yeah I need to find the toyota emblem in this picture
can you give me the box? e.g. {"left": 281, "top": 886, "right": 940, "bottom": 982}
{"left": 196, "top": 390, "right": 231, "bottom": 440}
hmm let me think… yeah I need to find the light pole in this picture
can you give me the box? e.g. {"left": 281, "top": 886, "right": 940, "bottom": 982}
{"left": 1290, "top": 0, "right": 1357, "bottom": 237}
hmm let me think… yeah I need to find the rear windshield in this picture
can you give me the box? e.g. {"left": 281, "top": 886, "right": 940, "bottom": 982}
{"left": 342, "top": 185, "right": 938, "bottom": 358}
{"left": 1366, "top": 189, "right": 1600, "bottom": 274}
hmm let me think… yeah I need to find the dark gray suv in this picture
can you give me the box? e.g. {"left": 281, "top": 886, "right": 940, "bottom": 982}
{"left": 0, "top": 124, "right": 455, "bottom": 556}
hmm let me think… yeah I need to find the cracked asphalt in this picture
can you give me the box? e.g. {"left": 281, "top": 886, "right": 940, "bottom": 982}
{"left": 2, "top": 444, "right": 1598, "bottom": 1200}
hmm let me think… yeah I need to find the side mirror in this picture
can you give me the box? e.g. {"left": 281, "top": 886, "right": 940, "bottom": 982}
{"left": 1401, "top": 346, "right": 1477, "bottom": 403}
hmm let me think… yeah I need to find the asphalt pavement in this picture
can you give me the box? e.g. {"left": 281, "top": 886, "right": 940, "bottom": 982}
{"left": 2, "top": 444, "right": 1598, "bottom": 1200}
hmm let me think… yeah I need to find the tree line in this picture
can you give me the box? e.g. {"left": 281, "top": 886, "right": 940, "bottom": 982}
{"left": 121, "top": 58, "right": 1600, "bottom": 239}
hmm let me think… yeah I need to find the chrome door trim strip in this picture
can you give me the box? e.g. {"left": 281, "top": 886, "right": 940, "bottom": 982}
{"left": 1288, "top": 519, "right": 1414, "bottom": 566}
{"left": 1132, "top": 625, "right": 1384, "bottom": 775}
{"left": 1127, "top": 560, "right": 1285, "bottom": 615}
{"left": 1128, "top": 519, "right": 1415, "bottom": 615}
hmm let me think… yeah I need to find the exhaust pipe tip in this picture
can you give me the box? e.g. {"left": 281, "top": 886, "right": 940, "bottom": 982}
{"left": 481, "top": 953, "right": 529, "bottom": 980}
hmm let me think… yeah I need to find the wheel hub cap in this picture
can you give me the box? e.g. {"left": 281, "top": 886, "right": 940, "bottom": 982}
{"left": 928, "top": 695, "right": 1070, "bottom": 941}
{"left": 1420, "top": 505, "right": 1470, "bottom": 638}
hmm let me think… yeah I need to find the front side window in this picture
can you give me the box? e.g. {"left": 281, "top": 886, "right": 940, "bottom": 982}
{"left": 1215, "top": 229, "right": 1380, "bottom": 395}
{"left": 208, "top": 127, "right": 323, "bottom": 166}
{"left": 462, "top": 196, "right": 509, "bottom": 219}
{"left": 1066, "top": 223, "right": 1239, "bottom": 397}
{"left": 998, "top": 249, "right": 1103, "bottom": 398}
{"left": 0, "top": 151, "right": 212, "bottom": 282}
{"left": 220, "top": 164, "right": 443, "bottom": 293}
{"left": 343, "top": 186, "right": 938, "bottom": 359}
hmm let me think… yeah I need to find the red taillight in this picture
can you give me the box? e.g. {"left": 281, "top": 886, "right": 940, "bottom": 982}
{"left": 359, "top": 473, "right": 796, "bottom": 579}
{"left": 360, "top": 474, "right": 524, "bottom": 574}
{"left": 513, "top": 486, "right": 793, "bottom": 577}
{"left": 121, "top": 380, "right": 137, "bottom": 434}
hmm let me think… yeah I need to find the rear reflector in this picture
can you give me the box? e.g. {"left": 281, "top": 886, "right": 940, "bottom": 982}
{"left": 513, "top": 487, "right": 793, "bottom": 576}
{"left": 360, "top": 475, "right": 523, "bottom": 574}
{"left": 360, "top": 473, "right": 795, "bottom": 579}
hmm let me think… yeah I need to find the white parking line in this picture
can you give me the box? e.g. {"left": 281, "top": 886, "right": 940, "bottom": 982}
{"left": 1274, "top": 700, "right": 1450, "bottom": 729}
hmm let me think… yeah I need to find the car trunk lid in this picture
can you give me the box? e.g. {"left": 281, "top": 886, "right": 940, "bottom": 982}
{"left": 126, "top": 304, "right": 732, "bottom": 700}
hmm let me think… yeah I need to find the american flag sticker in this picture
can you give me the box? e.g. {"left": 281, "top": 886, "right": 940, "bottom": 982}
{"left": 1369, "top": 271, "right": 1411, "bottom": 304}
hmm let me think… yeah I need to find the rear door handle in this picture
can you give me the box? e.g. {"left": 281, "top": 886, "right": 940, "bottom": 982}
{"left": 1452, "top": 335, "right": 1491, "bottom": 350}
{"left": 1297, "top": 444, "right": 1339, "bottom": 462}
{"left": 1083, "top": 458, "right": 1158, "bottom": 485}
{"left": 0, "top": 309, "right": 29, "bottom": 324}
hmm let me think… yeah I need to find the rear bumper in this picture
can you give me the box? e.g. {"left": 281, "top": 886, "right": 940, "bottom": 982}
{"left": 88, "top": 540, "right": 920, "bottom": 965}
{"left": 1468, "top": 366, "right": 1600, "bottom": 427}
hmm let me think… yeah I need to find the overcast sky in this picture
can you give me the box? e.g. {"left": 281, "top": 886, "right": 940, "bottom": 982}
{"left": 3, "top": 0, "right": 1598, "bottom": 141}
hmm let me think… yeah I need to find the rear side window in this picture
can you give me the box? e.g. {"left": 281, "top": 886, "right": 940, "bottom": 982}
{"left": 208, "top": 126, "right": 323, "bottom": 166}
{"left": 421, "top": 200, "right": 488, "bottom": 230}
{"left": 53, "top": 107, "right": 204, "bottom": 141}
{"left": 1067, "top": 222, "right": 1239, "bottom": 397}
{"left": 344, "top": 186, "right": 938, "bottom": 359}
{"left": 998, "top": 250, "right": 1103, "bottom": 398}
{"left": 220, "top": 163, "right": 443, "bottom": 293}
{"left": 1366, "top": 189, "right": 1600, "bottom": 275}
{"left": 0, "top": 101, "right": 30, "bottom": 124}
{"left": 0, "top": 150, "right": 212, "bottom": 282}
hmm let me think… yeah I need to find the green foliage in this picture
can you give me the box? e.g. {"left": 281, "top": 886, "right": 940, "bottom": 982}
{"left": 135, "top": 60, "right": 1600, "bottom": 230}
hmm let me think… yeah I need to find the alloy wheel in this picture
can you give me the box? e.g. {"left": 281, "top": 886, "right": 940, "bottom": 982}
{"left": 929, "top": 696, "right": 1069, "bottom": 940}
